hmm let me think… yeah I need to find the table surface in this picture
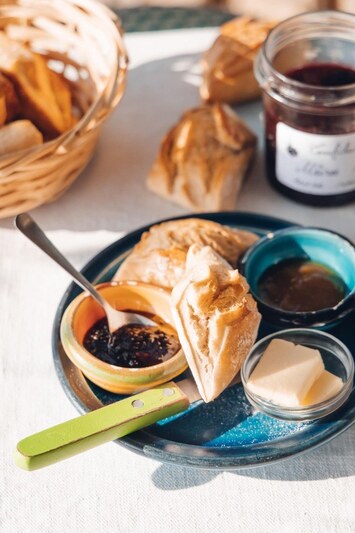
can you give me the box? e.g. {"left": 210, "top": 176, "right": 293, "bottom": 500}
{"left": 2, "top": 24, "right": 355, "bottom": 533}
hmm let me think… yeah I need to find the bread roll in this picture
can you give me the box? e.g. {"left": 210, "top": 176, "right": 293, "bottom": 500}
{"left": 0, "top": 31, "right": 72, "bottom": 137}
{"left": 0, "top": 72, "right": 20, "bottom": 122}
{"left": 0, "top": 120, "right": 43, "bottom": 157}
{"left": 201, "top": 17, "right": 275, "bottom": 104}
{"left": 147, "top": 105, "right": 256, "bottom": 211}
{"left": 114, "top": 218, "right": 258, "bottom": 290}
{"left": 171, "top": 244, "right": 261, "bottom": 402}
{"left": 0, "top": 95, "right": 5, "bottom": 126}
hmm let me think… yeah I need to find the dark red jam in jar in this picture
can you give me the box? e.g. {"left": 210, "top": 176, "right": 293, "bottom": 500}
{"left": 255, "top": 11, "right": 355, "bottom": 206}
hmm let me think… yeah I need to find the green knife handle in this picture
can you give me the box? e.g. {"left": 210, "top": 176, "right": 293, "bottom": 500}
{"left": 14, "top": 382, "right": 189, "bottom": 471}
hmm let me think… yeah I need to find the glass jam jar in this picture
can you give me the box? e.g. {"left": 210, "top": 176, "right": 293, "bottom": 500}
{"left": 255, "top": 11, "right": 355, "bottom": 206}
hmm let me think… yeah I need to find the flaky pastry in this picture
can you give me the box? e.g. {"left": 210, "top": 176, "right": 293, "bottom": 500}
{"left": 171, "top": 244, "right": 261, "bottom": 402}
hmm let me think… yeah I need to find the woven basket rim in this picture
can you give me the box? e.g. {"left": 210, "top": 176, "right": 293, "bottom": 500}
{"left": 0, "top": 0, "right": 129, "bottom": 170}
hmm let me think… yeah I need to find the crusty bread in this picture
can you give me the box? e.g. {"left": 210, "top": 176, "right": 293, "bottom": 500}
{"left": 200, "top": 17, "right": 275, "bottom": 105}
{"left": 0, "top": 31, "right": 72, "bottom": 137}
{"left": 147, "top": 105, "right": 256, "bottom": 211}
{"left": 171, "top": 244, "right": 261, "bottom": 402}
{"left": 0, "top": 95, "right": 5, "bottom": 126}
{"left": 0, "top": 120, "right": 43, "bottom": 157}
{"left": 114, "top": 218, "right": 258, "bottom": 290}
{"left": 0, "top": 72, "right": 20, "bottom": 123}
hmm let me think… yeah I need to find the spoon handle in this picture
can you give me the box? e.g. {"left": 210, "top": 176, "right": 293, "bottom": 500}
{"left": 14, "top": 382, "right": 189, "bottom": 471}
{"left": 15, "top": 213, "right": 108, "bottom": 311}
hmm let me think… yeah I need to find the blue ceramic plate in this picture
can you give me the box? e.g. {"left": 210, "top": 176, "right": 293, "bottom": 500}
{"left": 52, "top": 212, "right": 355, "bottom": 469}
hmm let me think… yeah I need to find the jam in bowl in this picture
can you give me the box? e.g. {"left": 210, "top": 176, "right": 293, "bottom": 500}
{"left": 60, "top": 281, "right": 188, "bottom": 394}
{"left": 239, "top": 227, "right": 355, "bottom": 328}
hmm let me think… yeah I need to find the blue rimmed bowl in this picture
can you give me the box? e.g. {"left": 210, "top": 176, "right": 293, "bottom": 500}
{"left": 239, "top": 227, "right": 355, "bottom": 328}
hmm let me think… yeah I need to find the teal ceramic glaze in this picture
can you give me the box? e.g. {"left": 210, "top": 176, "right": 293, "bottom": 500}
{"left": 240, "top": 227, "right": 355, "bottom": 328}
{"left": 52, "top": 213, "right": 355, "bottom": 470}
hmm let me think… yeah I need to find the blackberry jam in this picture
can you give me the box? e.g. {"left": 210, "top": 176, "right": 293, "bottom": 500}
{"left": 286, "top": 63, "right": 355, "bottom": 87}
{"left": 84, "top": 318, "right": 180, "bottom": 368}
{"left": 255, "top": 11, "right": 355, "bottom": 206}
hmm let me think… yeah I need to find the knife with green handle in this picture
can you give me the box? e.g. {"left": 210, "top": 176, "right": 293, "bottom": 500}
{"left": 14, "top": 379, "right": 201, "bottom": 471}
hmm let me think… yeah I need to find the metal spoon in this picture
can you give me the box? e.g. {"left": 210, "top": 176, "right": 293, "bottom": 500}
{"left": 15, "top": 213, "right": 155, "bottom": 333}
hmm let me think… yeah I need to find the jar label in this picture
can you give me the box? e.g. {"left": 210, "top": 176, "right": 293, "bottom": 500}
{"left": 276, "top": 123, "right": 355, "bottom": 195}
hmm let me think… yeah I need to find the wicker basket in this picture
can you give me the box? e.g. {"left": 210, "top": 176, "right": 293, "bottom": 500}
{"left": 0, "top": 0, "right": 128, "bottom": 218}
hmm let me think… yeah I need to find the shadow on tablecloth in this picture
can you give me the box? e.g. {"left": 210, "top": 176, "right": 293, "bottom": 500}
{"left": 151, "top": 426, "right": 355, "bottom": 489}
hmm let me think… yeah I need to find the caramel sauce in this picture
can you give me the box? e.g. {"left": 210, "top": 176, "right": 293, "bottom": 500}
{"left": 258, "top": 259, "right": 347, "bottom": 312}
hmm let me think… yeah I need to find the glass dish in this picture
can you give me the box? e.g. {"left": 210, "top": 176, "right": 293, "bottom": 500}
{"left": 241, "top": 329, "right": 354, "bottom": 422}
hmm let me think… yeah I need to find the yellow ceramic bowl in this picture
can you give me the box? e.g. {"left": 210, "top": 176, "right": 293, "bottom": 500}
{"left": 60, "top": 281, "right": 188, "bottom": 394}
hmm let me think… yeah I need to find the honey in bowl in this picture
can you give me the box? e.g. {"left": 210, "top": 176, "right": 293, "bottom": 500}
{"left": 257, "top": 258, "right": 347, "bottom": 313}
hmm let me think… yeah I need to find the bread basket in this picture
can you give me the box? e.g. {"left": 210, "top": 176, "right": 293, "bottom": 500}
{"left": 0, "top": 0, "right": 128, "bottom": 218}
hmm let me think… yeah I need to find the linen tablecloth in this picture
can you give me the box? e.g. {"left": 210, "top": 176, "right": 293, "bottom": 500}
{"left": 2, "top": 28, "right": 355, "bottom": 533}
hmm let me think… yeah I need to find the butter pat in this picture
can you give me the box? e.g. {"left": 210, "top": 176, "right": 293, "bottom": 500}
{"left": 302, "top": 370, "right": 343, "bottom": 405}
{"left": 247, "top": 339, "right": 324, "bottom": 407}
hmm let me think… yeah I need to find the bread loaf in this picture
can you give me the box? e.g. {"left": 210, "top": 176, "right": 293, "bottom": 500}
{"left": 171, "top": 244, "right": 261, "bottom": 402}
{"left": 114, "top": 218, "right": 258, "bottom": 290}
{"left": 201, "top": 17, "right": 275, "bottom": 104}
{"left": 147, "top": 105, "right": 256, "bottom": 211}
{"left": 0, "top": 120, "right": 43, "bottom": 157}
{"left": 0, "top": 31, "right": 73, "bottom": 137}
{"left": 0, "top": 72, "right": 20, "bottom": 123}
{"left": 0, "top": 95, "right": 5, "bottom": 126}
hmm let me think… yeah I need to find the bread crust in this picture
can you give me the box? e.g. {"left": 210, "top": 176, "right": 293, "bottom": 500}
{"left": 171, "top": 244, "right": 261, "bottom": 402}
{"left": 114, "top": 218, "right": 258, "bottom": 290}
{"left": 0, "top": 31, "right": 72, "bottom": 137}
{"left": 201, "top": 17, "right": 275, "bottom": 104}
{"left": 0, "top": 72, "right": 20, "bottom": 123}
{"left": 147, "top": 105, "right": 256, "bottom": 211}
{"left": 0, "top": 95, "right": 5, "bottom": 126}
{"left": 0, "top": 119, "right": 43, "bottom": 157}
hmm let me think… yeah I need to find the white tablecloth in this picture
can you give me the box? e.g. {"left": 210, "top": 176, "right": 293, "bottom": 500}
{"left": 2, "top": 29, "right": 355, "bottom": 533}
